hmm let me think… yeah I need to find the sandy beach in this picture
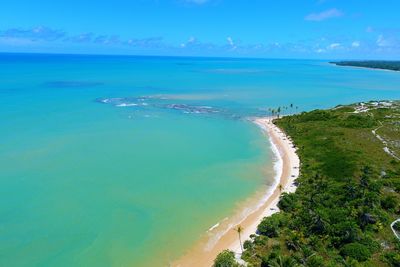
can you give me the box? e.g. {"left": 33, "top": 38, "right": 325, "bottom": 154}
{"left": 174, "top": 117, "right": 300, "bottom": 267}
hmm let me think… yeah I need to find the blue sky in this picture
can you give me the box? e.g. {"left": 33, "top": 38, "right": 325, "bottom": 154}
{"left": 0, "top": 0, "right": 399, "bottom": 59}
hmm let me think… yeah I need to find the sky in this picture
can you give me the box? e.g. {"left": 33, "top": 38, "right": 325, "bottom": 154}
{"left": 0, "top": 0, "right": 399, "bottom": 59}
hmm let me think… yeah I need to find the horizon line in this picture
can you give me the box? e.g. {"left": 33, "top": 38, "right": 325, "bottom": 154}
{"left": 1, "top": 51, "right": 394, "bottom": 62}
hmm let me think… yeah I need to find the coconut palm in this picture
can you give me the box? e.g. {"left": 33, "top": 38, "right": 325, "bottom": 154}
{"left": 235, "top": 225, "right": 244, "bottom": 253}
{"left": 270, "top": 255, "right": 298, "bottom": 267}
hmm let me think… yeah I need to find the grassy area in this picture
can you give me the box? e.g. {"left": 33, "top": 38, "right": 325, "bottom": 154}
{"left": 376, "top": 122, "right": 400, "bottom": 158}
{"left": 218, "top": 101, "right": 400, "bottom": 266}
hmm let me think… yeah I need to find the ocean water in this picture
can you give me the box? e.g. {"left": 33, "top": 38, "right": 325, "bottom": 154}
{"left": 0, "top": 54, "right": 399, "bottom": 266}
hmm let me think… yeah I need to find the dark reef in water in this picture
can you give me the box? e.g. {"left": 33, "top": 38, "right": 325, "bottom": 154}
{"left": 95, "top": 95, "right": 263, "bottom": 120}
{"left": 165, "top": 104, "right": 220, "bottom": 114}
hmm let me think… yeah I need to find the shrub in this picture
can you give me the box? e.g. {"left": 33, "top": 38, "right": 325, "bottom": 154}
{"left": 269, "top": 256, "right": 298, "bottom": 267}
{"left": 381, "top": 195, "right": 398, "bottom": 211}
{"left": 335, "top": 106, "right": 355, "bottom": 113}
{"left": 383, "top": 251, "right": 400, "bottom": 266}
{"left": 297, "top": 110, "right": 334, "bottom": 122}
{"left": 339, "top": 114, "right": 376, "bottom": 128}
{"left": 243, "top": 240, "right": 253, "bottom": 250}
{"left": 358, "top": 235, "right": 380, "bottom": 254}
{"left": 257, "top": 213, "right": 282, "bottom": 237}
{"left": 331, "top": 221, "right": 360, "bottom": 246}
{"left": 253, "top": 235, "right": 268, "bottom": 246}
{"left": 340, "top": 243, "right": 371, "bottom": 262}
{"left": 278, "top": 193, "right": 297, "bottom": 212}
{"left": 306, "top": 255, "right": 325, "bottom": 267}
{"left": 213, "top": 250, "right": 239, "bottom": 267}
{"left": 285, "top": 230, "right": 304, "bottom": 251}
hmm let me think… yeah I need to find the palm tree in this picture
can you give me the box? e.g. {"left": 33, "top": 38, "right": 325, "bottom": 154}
{"left": 235, "top": 225, "right": 244, "bottom": 253}
{"left": 270, "top": 255, "right": 298, "bottom": 267}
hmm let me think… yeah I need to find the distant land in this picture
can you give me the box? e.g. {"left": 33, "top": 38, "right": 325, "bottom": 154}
{"left": 331, "top": 61, "right": 400, "bottom": 72}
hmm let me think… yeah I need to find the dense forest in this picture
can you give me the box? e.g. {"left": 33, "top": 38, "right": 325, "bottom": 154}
{"left": 215, "top": 101, "right": 400, "bottom": 266}
{"left": 331, "top": 61, "right": 400, "bottom": 71}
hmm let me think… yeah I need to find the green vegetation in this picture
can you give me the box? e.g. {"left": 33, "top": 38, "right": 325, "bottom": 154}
{"left": 394, "top": 221, "right": 400, "bottom": 232}
{"left": 331, "top": 61, "right": 400, "bottom": 71}
{"left": 340, "top": 243, "right": 372, "bottom": 262}
{"left": 239, "top": 101, "right": 400, "bottom": 266}
{"left": 257, "top": 213, "right": 286, "bottom": 238}
{"left": 214, "top": 250, "right": 240, "bottom": 267}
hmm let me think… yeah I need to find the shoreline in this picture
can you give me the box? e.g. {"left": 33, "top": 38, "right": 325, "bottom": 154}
{"left": 329, "top": 62, "right": 400, "bottom": 73}
{"left": 174, "top": 117, "right": 300, "bottom": 267}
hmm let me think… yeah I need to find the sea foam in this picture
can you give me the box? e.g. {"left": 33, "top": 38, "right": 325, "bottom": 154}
{"left": 203, "top": 120, "right": 282, "bottom": 251}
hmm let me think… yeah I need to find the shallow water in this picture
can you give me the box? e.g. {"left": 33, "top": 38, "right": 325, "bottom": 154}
{"left": 0, "top": 54, "right": 399, "bottom": 266}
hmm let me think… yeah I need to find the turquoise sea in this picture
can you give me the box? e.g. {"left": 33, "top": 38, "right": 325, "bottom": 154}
{"left": 1, "top": 54, "right": 399, "bottom": 266}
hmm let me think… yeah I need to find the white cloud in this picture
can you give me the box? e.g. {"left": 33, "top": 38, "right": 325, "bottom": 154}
{"left": 226, "top": 36, "right": 237, "bottom": 50}
{"left": 180, "top": 36, "right": 197, "bottom": 48}
{"left": 0, "top": 26, "right": 66, "bottom": 41}
{"left": 351, "top": 41, "right": 360, "bottom": 48}
{"left": 227, "top": 36, "right": 234, "bottom": 46}
{"left": 328, "top": 43, "right": 341, "bottom": 49}
{"left": 377, "top": 35, "right": 390, "bottom": 47}
{"left": 305, "top": 8, "right": 343, "bottom": 21}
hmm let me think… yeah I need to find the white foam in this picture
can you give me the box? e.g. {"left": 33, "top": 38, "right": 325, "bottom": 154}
{"left": 116, "top": 103, "right": 138, "bottom": 107}
{"left": 208, "top": 223, "right": 220, "bottom": 232}
{"left": 203, "top": 121, "right": 283, "bottom": 251}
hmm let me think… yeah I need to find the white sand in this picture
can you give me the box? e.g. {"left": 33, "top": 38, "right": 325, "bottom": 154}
{"left": 228, "top": 117, "right": 300, "bottom": 259}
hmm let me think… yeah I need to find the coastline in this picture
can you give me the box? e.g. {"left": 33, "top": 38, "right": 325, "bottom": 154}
{"left": 174, "top": 117, "right": 300, "bottom": 267}
{"left": 329, "top": 62, "right": 400, "bottom": 73}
